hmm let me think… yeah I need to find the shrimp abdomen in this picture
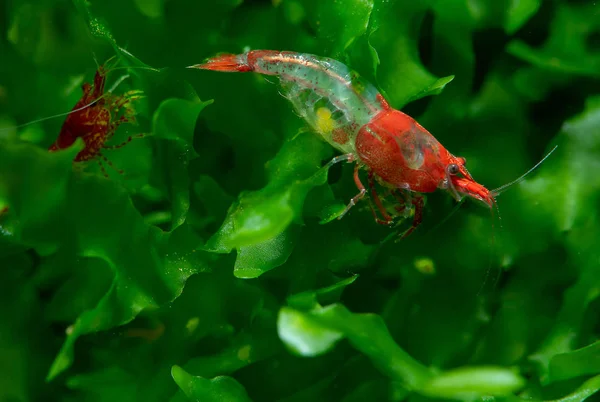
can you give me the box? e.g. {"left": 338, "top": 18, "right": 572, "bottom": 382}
{"left": 192, "top": 50, "right": 388, "bottom": 154}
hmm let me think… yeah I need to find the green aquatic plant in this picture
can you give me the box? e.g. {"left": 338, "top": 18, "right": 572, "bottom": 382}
{"left": 1, "top": 0, "right": 600, "bottom": 401}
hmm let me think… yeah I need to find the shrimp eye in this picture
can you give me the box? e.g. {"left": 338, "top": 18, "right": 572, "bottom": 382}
{"left": 447, "top": 163, "right": 460, "bottom": 175}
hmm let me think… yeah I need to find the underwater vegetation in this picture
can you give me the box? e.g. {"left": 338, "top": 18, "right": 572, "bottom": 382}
{"left": 1, "top": 0, "right": 600, "bottom": 401}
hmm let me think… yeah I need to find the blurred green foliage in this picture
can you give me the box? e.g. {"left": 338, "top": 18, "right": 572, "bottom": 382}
{"left": 1, "top": 0, "right": 600, "bottom": 401}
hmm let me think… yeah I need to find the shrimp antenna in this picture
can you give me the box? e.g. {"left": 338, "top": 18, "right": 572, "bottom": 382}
{"left": 0, "top": 61, "right": 160, "bottom": 133}
{"left": 0, "top": 94, "right": 112, "bottom": 132}
{"left": 109, "top": 65, "right": 163, "bottom": 73}
{"left": 107, "top": 74, "right": 130, "bottom": 93}
{"left": 477, "top": 197, "right": 502, "bottom": 296}
{"left": 92, "top": 51, "right": 101, "bottom": 69}
{"left": 421, "top": 197, "right": 466, "bottom": 237}
{"left": 491, "top": 145, "right": 558, "bottom": 196}
{"left": 116, "top": 47, "right": 162, "bottom": 73}
{"left": 476, "top": 145, "right": 558, "bottom": 295}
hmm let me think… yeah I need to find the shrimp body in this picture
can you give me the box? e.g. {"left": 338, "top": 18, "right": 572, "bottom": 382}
{"left": 49, "top": 65, "right": 112, "bottom": 161}
{"left": 191, "top": 50, "right": 495, "bottom": 235}
{"left": 48, "top": 60, "right": 144, "bottom": 176}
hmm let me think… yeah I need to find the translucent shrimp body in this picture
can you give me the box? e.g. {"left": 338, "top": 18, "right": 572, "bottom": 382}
{"left": 193, "top": 50, "right": 387, "bottom": 155}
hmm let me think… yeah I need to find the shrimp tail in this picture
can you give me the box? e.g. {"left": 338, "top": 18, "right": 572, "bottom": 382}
{"left": 188, "top": 54, "right": 253, "bottom": 72}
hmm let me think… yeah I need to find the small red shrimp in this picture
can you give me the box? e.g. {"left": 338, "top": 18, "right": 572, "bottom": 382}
{"left": 190, "top": 50, "right": 555, "bottom": 237}
{"left": 48, "top": 57, "right": 145, "bottom": 177}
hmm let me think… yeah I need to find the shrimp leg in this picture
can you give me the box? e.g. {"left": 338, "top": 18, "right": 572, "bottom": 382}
{"left": 397, "top": 193, "right": 425, "bottom": 239}
{"left": 109, "top": 90, "right": 144, "bottom": 118}
{"left": 368, "top": 171, "right": 394, "bottom": 225}
{"left": 391, "top": 189, "right": 409, "bottom": 216}
{"left": 323, "top": 153, "right": 355, "bottom": 169}
{"left": 337, "top": 164, "right": 367, "bottom": 220}
{"left": 322, "top": 153, "right": 367, "bottom": 219}
{"left": 103, "top": 132, "right": 146, "bottom": 150}
{"left": 97, "top": 153, "right": 124, "bottom": 178}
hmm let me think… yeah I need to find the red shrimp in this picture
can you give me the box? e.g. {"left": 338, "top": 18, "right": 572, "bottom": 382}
{"left": 189, "top": 50, "right": 555, "bottom": 237}
{"left": 48, "top": 57, "right": 145, "bottom": 177}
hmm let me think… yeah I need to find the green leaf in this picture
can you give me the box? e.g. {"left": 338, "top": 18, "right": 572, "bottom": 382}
{"left": 419, "top": 366, "right": 526, "bottom": 400}
{"left": 405, "top": 75, "right": 455, "bottom": 104}
{"left": 233, "top": 226, "right": 299, "bottom": 278}
{"left": 152, "top": 98, "right": 213, "bottom": 229}
{"left": 277, "top": 303, "right": 432, "bottom": 390}
{"left": 278, "top": 307, "right": 344, "bottom": 357}
{"left": 0, "top": 141, "right": 212, "bottom": 381}
{"left": 317, "top": 202, "right": 347, "bottom": 224}
{"left": 153, "top": 98, "right": 211, "bottom": 144}
{"left": 548, "top": 375, "right": 600, "bottom": 402}
{"left": 133, "top": 0, "right": 165, "bottom": 19}
{"left": 370, "top": 2, "right": 453, "bottom": 107}
{"left": 312, "top": 0, "right": 375, "bottom": 53}
{"left": 65, "top": 367, "right": 137, "bottom": 400}
{"left": 507, "top": 3, "right": 600, "bottom": 77}
{"left": 204, "top": 133, "right": 333, "bottom": 276}
{"left": 521, "top": 96, "right": 600, "bottom": 382}
{"left": 72, "top": 0, "right": 118, "bottom": 47}
{"left": 0, "top": 253, "right": 52, "bottom": 402}
{"left": 171, "top": 365, "right": 253, "bottom": 402}
{"left": 548, "top": 341, "right": 600, "bottom": 383}
{"left": 505, "top": 0, "right": 541, "bottom": 34}
{"left": 287, "top": 274, "right": 358, "bottom": 310}
{"left": 205, "top": 189, "right": 295, "bottom": 252}
{"left": 183, "top": 324, "right": 280, "bottom": 379}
